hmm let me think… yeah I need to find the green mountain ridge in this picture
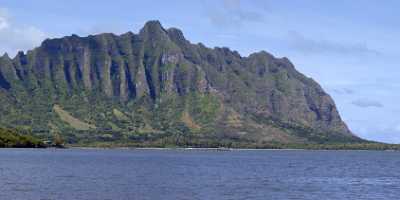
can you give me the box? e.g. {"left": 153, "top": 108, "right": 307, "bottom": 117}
{"left": 0, "top": 20, "right": 363, "bottom": 146}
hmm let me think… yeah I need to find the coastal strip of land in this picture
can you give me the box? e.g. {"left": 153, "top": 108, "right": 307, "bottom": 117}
{"left": 1, "top": 127, "right": 400, "bottom": 150}
{"left": 67, "top": 141, "right": 400, "bottom": 151}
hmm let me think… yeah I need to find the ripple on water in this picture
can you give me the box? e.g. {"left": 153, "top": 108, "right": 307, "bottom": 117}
{"left": 0, "top": 149, "right": 400, "bottom": 200}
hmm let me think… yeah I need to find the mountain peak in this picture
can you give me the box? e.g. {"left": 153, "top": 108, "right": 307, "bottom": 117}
{"left": 141, "top": 20, "right": 165, "bottom": 32}
{"left": 1, "top": 53, "right": 10, "bottom": 60}
{"left": 139, "top": 20, "right": 169, "bottom": 42}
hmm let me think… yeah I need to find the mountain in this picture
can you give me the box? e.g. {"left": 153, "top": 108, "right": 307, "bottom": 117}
{"left": 0, "top": 20, "right": 363, "bottom": 146}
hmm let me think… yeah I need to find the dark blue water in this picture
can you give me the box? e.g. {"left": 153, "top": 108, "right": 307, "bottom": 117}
{"left": 1, "top": 149, "right": 400, "bottom": 200}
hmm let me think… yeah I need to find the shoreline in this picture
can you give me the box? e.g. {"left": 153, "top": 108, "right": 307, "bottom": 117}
{"left": 3, "top": 141, "right": 400, "bottom": 151}
{"left": 62, "top": 141, "right": 400, "bottom": 151}
{"left": 61, "top": 146, "right": 399, "bottom": 151}
{"left": 1, "top": 146, "right": 399, "bottom": 151}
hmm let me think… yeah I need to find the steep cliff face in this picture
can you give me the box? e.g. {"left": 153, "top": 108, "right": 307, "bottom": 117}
{"left": 0, "top": 21, "right": 361, "bottom": 145}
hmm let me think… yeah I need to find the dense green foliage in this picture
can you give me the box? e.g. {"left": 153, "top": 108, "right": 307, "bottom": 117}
{"left": 0, "top": 128, "right": 45, "bottom": 148}
{"left": 71, "top": 138, "right": 400, "bottom": 151}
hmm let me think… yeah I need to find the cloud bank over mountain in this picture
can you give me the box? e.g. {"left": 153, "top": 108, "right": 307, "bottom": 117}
{"left": 0, "top": 8, "right": 47, "bottom": 56}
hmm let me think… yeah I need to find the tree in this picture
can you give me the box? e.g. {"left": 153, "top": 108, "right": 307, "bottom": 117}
{"left": 53, "top": 132, "right": 64, "bottom": 147}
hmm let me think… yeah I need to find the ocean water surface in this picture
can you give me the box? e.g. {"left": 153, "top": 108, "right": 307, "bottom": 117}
{"left": 1, "top": 149, "right": 399, "bottom": 200}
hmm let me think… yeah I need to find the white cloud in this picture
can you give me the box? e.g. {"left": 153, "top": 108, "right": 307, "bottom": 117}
{"left": 288, "top": 31, "right": 380, "bottom": 57}
{"left": 0, "top": 8, "right": 47, "bottom": 57}
{"left": 351, "top": 99, "right": 383, "bottom": 108}
{"left": 206, "top": 0, "right": 264, "bottom": 28}
{"left": 0, "top": 14, "right": 9, "bottom": 30}
{"left": 329, "top": 87, "right": 355, "bottom": 95}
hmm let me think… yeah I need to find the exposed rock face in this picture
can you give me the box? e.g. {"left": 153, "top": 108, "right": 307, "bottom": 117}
{"left": 0, "top": 20, "right": 361, "bottom": 144}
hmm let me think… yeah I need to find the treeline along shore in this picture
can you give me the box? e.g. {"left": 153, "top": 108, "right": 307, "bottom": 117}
{"left": 0, "top": 128, "right": 46, "bottom": 148}
{"left": 1, "top": 127, "right": 400, "bottom": 150}
{"left": 69, "top": 135, "right": 400, "bottom": 151}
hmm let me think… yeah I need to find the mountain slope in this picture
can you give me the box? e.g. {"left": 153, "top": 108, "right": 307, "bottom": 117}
{"left": 0, "top": 20, "right": 362, "bottom": 146}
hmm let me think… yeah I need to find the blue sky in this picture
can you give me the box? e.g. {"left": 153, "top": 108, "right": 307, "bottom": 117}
{"left": 0, "top": 0, "right": 399, "bottom": 143}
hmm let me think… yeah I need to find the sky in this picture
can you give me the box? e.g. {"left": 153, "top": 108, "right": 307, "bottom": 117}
{"left": 0, "top": 0, "right": 399, "bottom": 143}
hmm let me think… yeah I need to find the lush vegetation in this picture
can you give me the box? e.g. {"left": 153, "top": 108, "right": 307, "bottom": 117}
{"left": 74, "top": 141, "right": 400, "bottom": 151}
{"left": 0, "top": 128, "right": 45, "bottom": 148}
{"left": 1, "top": 125, "right": 397, "bottom": 150}
{"left": 67, "top": 133, "right": 400, "bottom": 151}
